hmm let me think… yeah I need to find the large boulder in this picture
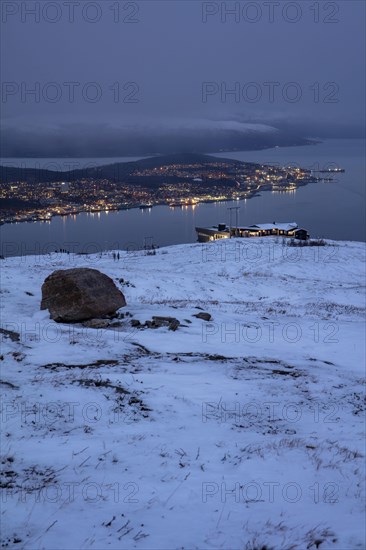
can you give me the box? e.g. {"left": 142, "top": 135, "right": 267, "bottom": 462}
{"left": 41, "top": 268, "right": 126, "bottom": 322}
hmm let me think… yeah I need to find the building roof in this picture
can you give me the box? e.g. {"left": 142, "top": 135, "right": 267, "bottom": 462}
{"left": 195, "top": 226, "right": 229, "bottom": 236}
{"left": 240, "top": 222, "right": 298, "bottom": 231}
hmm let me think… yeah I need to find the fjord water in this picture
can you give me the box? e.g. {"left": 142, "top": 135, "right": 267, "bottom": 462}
{"left": 1, "top": 139, "right": 365, "bottom": 256}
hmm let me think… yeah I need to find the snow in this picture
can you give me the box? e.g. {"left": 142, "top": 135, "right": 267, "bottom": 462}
{"left": 1, "top": 238, "right": 365, "bottom": 549}
{"left": 243, "top": 222, "right": 298, "bottom": 231}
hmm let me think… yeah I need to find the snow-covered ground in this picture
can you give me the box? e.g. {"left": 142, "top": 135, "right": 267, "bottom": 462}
{"left": 1, "top": 238, "right": 365, "bottom": 550}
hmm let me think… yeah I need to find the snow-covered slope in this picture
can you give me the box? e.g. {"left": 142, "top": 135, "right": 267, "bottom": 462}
{"left": 1, "top": 238, "right": 365, "bottom": 550}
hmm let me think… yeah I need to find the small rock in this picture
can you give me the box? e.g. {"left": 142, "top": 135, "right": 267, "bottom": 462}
{"left": 0, "top": 328, "right": 21, "bottom": 342}
{"left": 131, "top": 319, "right": 141, "bottom": 328}
{"left": 83, "top": 319, "right": 111, "bottom": 329}
{"left": 152, "top": 316, "right": 180, "bottom": 330}
{"left": 193, "top": 312, "right": 211, "bottom": 321}
{"left": 144, "top": 316, "right": 180, "bottom": 331}
{"left": 168, "top": 319, "right": 180, "bottom": 331}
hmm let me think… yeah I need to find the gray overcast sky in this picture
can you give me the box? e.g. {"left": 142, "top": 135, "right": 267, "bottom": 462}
{"left": 1, "top": 0, "right": 365, "bottom": 156}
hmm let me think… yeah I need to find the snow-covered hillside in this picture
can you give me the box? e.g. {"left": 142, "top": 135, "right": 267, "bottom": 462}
{"left": 1, "top": 238, "right": 365, "bottom": 550}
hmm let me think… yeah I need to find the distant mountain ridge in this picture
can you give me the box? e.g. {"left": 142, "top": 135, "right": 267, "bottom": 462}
{"left": 0, "top": 153, "right": 258, "bottom": 185}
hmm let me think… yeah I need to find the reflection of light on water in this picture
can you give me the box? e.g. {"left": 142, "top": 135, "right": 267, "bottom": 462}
{"left": 272, "top": 189, "right": 297, "bottom": 195}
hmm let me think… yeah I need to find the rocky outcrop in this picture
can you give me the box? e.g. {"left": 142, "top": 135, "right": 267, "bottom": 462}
{"left": 41, "top": 268, "right": 126, "bottom": 322}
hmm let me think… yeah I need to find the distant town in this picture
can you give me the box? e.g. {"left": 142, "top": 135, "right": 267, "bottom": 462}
{"left": 0, "top": 154, "right": 338, "bottom": 225}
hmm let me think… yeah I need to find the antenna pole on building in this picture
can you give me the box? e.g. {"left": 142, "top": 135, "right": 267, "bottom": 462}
{"left": 227, "top": 206, "right": 240, "bottom": 237}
